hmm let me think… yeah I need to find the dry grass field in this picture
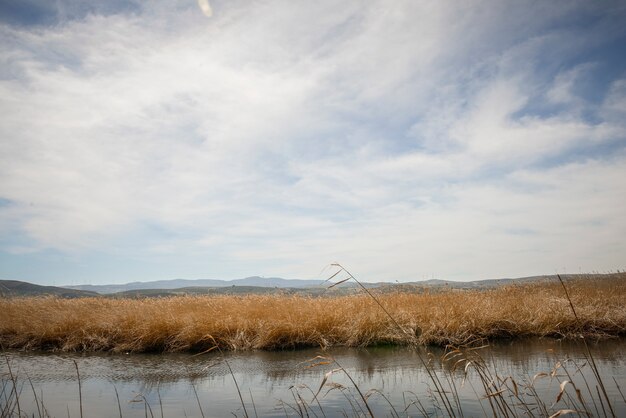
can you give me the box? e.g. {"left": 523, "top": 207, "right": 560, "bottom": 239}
{"left": 1, "top": 275, "right": 625, "bottom": 353}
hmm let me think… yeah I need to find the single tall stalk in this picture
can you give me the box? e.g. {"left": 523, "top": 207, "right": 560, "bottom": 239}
{"left": 557, "top": 274, "right": 615, "bottom": 417}
{"left": 5, "top": 355, "right": 21, "bottom": 417}
{"left": 328, "top": 263, "right": 459, "bottom": 418}
{"left": 202, "top": 336, "right": 250, "bottom": 418}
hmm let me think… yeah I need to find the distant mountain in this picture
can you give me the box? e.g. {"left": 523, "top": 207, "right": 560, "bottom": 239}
{"left": 65, "top": 276, "right": 328, "bottom": 294}
{"left": 109, "top": 285, "right": 361, "bottom": 298}
{"left": 17, "top": 272, "right": 621, "bottom": 298}
{"left": 404, "top": 274, "right": 606, "bottom": 289}
{"left": 0, "top": 280, "right": 101, "bottom": 298}
{"left": 108, "top": 273, "right": 619, "bottom": 298}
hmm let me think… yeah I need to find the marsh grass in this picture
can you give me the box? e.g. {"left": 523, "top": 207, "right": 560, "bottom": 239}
{"left": 2, "top": 269, "right": 625, "bottom": 417}
{"left": 0, "top": 273, "right": 624, "bottom": 353}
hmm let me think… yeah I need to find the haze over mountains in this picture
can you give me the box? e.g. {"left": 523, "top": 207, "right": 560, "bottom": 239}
{"left": 63, "top": 276, "right": 518, "bottom": 294}
{"left": 65, "top": 276, "right": 327, "bottom": 294}
{"left": 64, "top": 274, "right": 572, "bottom": 294}
{"left": 2, "top": 273, "right": 622, "bottom": 298}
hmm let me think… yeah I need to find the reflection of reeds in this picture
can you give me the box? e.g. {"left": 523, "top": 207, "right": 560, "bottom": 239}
{"left": 277, "top": 344, "right": 625, "bottom": 417}
{"left": 1, "top": 274, "right": 624, "bottom": 353}
{"left": 2, "top": 342, "right": 625, "bottom": 417}
{"left": 72, "top": 360, "right": 83, "bottom": 418}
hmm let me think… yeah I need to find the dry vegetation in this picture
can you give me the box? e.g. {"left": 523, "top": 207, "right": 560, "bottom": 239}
{"left": 1, "top": 276, "right": 625, "bottom": 353}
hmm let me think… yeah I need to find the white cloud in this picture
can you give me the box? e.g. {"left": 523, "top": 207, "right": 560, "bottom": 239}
{"left": 451, "top": 77, "right": 614, "bottom": 164}
{"left": 0, "top": 0, "right": 625, "bottom": 281}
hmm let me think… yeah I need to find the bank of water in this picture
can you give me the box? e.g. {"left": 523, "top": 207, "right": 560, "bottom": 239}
{"left": 2, "top": 338, "right": 625, "bottom": 417}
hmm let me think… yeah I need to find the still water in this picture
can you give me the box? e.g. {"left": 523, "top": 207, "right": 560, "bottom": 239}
{"left": 2, "top": 338, "right": 625, "bottom": 417}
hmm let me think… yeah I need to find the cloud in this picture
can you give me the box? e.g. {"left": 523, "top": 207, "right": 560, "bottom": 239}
{"left": 0, "top": 0, "right": 625, "bottom": 282}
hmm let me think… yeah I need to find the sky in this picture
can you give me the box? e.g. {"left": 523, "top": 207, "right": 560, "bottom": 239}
{"left": 1, "top": 0, "right": 625, "bottom": 286}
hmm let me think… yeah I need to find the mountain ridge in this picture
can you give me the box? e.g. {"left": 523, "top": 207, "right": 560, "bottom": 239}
{"left": 0, "top": 280, "right": 101, "bottom": 298}
{"left": 3, "top": 273, "right": 619, "bottom": 298}
{"left": 64, "top": 276, "right": 328, "bottom": 294}
{"left": 63, "top": 273, "right": 596, "bottom": 294}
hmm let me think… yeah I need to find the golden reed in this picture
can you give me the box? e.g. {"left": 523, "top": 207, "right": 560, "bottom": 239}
{"left": 1, "top": 275, "right": 624, "bottom": 353}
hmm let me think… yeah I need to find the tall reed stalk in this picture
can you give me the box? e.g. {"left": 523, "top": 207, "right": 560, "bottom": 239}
{"left": 557, "top": 274, "right": 615, "bottom": 417}
{"left": 326, "top": 263, "right": 460, "bottom": 417}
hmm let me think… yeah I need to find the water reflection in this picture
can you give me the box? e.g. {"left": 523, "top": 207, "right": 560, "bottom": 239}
{"left": 2, "top": 338, "right": 625, "bottom": 417}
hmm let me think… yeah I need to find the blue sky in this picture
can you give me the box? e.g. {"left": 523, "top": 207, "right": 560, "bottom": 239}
{"left": 1, "top": 0, "right": 625, "bottom": 285}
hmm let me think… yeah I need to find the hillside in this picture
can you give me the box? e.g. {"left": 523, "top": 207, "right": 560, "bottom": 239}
{"left": 0, "top": 280, "right": 101, "bottom": 298}
{"left": 109, "top": 285, "right": 361, "bottom": 298}
{"left": 4, "top": 273, "right": 621, "bottom": 298}
{"left": 65, "top": 276, "right": 328, "bottom": 294}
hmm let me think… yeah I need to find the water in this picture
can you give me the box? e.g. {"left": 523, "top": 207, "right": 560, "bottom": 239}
{"left": 2, "top": 338, "right": 625, "bottom": 417}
